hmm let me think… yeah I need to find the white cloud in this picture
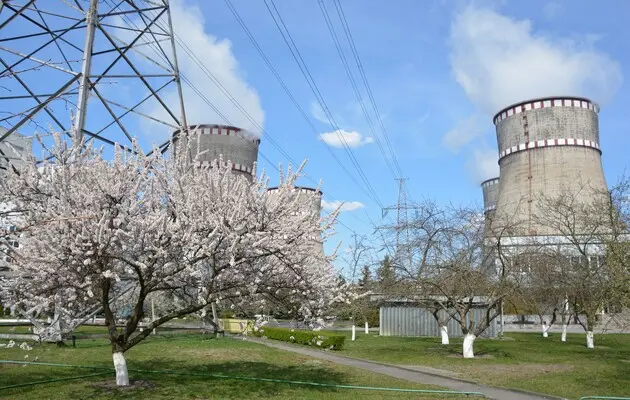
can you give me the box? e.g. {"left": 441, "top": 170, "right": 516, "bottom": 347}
{"left": 310, "top": 101, "right": 330, "bottom": 125}
{"left": 441, "top": 114, "right": 486, "bottom": 153}
{"left": 450, "top": 6, "right": 622, "bottom": 115}
{"left": 322, "top": 200, "right": 365, "bottom": 212}
{"left": 139, "top": 0, "right": 264, "bottom": 140}
{"left": 467, "top": 147, "right": 499, "bottom": 183}
{"left": 318, "top": 130, "right": 373, "bottom": 148}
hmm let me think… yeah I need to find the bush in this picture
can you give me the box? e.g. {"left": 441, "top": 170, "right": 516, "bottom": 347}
{"left": 253, "top": 326, "right": 345, "bottom": 350}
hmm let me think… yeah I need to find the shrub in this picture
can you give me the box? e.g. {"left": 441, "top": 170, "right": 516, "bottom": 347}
{"left": 253, "top": 326, "right": 345, "bottom": 350}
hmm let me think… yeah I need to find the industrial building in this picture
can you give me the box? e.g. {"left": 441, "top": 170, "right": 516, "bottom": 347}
{"left": 171, "top": 124, "right": 260, "bottom": 180}
{"left": 488, "top": 96, "right": 608, "bottom": 237}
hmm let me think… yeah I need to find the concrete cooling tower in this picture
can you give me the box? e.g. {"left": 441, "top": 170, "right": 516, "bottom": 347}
{"left": 267, "top": 186, "right": 325, "bottom": 261}
{"left": 172, "top": 124, "right": 259, "bottom": 180}
{"left": 492, "top": 96, "right": 608, "bottom": 236}
{"left": 481, "top": 177, "right": 500, "bottom": 226}
{"left": 0, "top": 128, "right": 32, "bottom": 175}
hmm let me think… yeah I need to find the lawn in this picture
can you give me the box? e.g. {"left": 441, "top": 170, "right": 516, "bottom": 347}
{"left": 0, "top": 333, "right": 472, "bottom": 399}
{"left": 335, "top": 330, "right": 630, "bottom": 399}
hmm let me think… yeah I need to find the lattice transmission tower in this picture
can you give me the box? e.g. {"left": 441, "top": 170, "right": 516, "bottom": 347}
{"left": 380, "top": 178, "right": 422, "bottom": 274}
{"left": 0, "top": 0, "right": 187, "bottom": 164}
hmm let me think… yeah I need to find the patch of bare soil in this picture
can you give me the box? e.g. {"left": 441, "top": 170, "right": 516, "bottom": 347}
{"left": 91, "top": 379, "right": 155, "bottom": 392}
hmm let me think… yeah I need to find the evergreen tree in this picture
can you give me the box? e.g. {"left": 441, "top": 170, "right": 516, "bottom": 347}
{"left": 376, "top": 255, "right": 396, "bottom": 290}
{"left": 358, "top": 264, "right": 372, "bottom": 288}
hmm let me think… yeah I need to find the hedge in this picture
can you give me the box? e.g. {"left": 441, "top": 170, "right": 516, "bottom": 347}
{"left": 252, "top": 326, "right": 345, "bottom": 350}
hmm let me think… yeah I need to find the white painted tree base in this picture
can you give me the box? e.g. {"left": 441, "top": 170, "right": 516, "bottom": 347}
{"left": 542, "top": 324, "right": 549, "bottom": 338}
{"left": 351, "top": 325, "right": 356, "bottom": 341}
{"left": 365, "top": 322, "right": 369, "bottom": 334}
{"left": 440, "top": 325, "right": 449, "bottom": 345}
{"left": 463, "top": 334, "right": 476, "bottom": 358}
{"left": 113, "top": 352, "right": 129, "bottom": 386}
{"left": 561, "top": 325, "right": 567, "bottom": 342}
{"left": 586, "top": 331, "right": 594, "bottom": 349}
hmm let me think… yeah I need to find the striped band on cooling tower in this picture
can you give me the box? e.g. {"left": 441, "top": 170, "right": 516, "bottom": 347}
{"left": 481, "top": 178, "right": 499, "bottom": 188}
{"left": 187, "top": 125, "right": 260, "bottom": 144}
{"left": 498, "top": 138, "right": 601, "bottom": 160}
{"left": 493, "top": 98, "right": 599, "bottom": 125}
{"left": 485, "top": 205, "right": 496, "bottom": 213}
{"left": 195, "top": 161, "right": 253, "bottom": 174}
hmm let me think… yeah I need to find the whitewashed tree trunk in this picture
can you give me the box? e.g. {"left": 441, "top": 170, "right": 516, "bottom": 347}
{"left": 561, "top": 324, "right": 567, "bottom": 342}
{"left": 351, "top": 325, "right": 356, "bottom": 341}
{"left": 463, "top": 333, "right": 476, "bottom": 358}
{"left": 364, "top": 321, "right": 369, "bottom": 334}
{"left": 440, "top": 325, "right": 449, "bottom": 345}
{"left": 586, "top": 331, "right": 594, "bottom": 349}
{"left": 113, "top": 352, "right": 129, "bottom": 386}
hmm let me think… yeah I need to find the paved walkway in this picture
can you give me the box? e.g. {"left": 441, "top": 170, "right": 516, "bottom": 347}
{"left": 243, "top": 337, "right": 563, "bottom": 400}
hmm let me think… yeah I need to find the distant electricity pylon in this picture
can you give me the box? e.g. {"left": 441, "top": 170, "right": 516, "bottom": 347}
{"left": 380, "top": 178, "right": 421, "bottom": 274}
{"left": 0, "top": 0, "right": 187, "bottom": 158}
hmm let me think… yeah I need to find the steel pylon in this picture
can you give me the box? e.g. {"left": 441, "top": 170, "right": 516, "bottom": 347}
{"left": 0, "top": 0, "right": 188, "bottom": 163}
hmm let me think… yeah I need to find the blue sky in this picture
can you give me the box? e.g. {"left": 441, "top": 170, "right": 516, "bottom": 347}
{"left": 165, "top": 0, "right": 629, "bottom": 271}
{"left": 2, "top": 0, "right": 629, "bottom": 276}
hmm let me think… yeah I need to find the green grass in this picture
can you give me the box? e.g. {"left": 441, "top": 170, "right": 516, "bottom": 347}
{"left": 0, "top": 334, "right": 472, "bottom": 399}
{"left": 334, "top": 330, "right": 630, "bottom": 399}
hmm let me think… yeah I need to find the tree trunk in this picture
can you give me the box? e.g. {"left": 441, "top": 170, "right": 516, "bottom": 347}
{"left": 351, "top": 325, "right": 356, "bottom": 341}
{"left": 586, "top": 331, "right": 594, "bottom": 349}
{"left": 561, "top": 324, "right": 567, "bottom": 342}
{"left": 364, "top": 321, "right": 369, "bottom": 334}
{"left": 113, "top": 352, "right": 129, "bottom": 386}
{"left": 463, "top": 333, "right": 476, "bottom": 358}
{"left": 541, "top": 323, "right": 548, "bottom": 337}
{"left": 440, "top": 325, "right": 449, "bottom": 345}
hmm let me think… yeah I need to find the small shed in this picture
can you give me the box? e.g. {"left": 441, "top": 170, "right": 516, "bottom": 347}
{"left": 375, "top": 296, "right": 498, "bottom": 338}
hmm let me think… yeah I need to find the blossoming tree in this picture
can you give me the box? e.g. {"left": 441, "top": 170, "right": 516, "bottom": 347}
{"left": 0, "top": 134, "right": 343, "bottom": 385}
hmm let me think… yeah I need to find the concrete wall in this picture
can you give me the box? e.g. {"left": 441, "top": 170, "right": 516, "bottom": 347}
{"left": 492, "top": 97, "right": 608, "bottom": 236}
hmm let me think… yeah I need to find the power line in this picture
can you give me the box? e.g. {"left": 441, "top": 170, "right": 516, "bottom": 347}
{"left": 331, "top": 0, "right": 404, "bottom": 178}
{"left": 317, "top": 0, "right": 399, "bottom": 180}
{"left": 237, "top": 0, "right": 385, "bottom": 209}
{"left": 222, "top": 0, "right": 383, "bottom": 210}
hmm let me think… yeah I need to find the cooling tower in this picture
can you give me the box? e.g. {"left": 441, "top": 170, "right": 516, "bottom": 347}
{"left": 0, "top": 128, "right": 32, "bottom": 175}
{"left": 267, "top": 186, "right": 325, "bottom": 261}
{"left": 492, "top": 96, "right": 608, "bottom": 236}
{"left": 267, "top": 186, "right": 323, "bottom": 220}
{"left": 172, "top": 124, "right": 259, "bottom": 180}
{"left": 481, "top": 177, "right": 500, "bottom": 224}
